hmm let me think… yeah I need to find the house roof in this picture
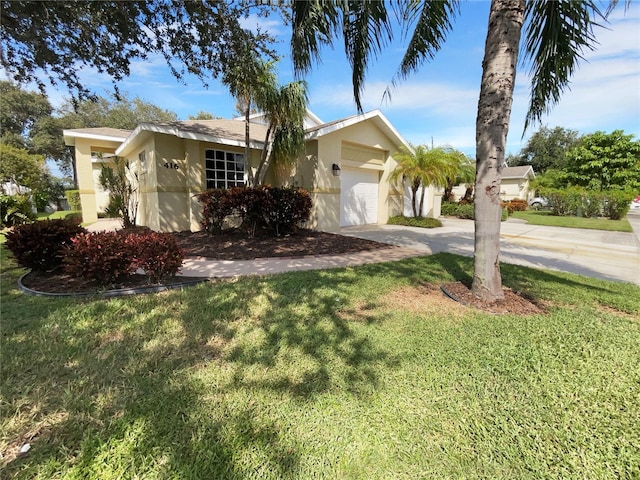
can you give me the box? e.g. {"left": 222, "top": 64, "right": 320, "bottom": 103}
{"left": 63, "top": 110, "right": 410, "bottom": 157}
{"left": 502, "top": 165, "right": 535, "bottom": 179}
{"left": 115, "top": 119, "right": 269, "bottom": 157}
{"left": 234, "top": 109, "right": 324, "bottom": 129}
{"left": 63, "top": 127, "right": 132, "bottom": 145}
{"left": 305, "top": 109, "right": 412, "bottom": 151}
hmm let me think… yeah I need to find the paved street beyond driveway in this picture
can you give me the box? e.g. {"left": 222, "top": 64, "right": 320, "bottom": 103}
{"left": 339, "top": 216, "right": 640, "bottom": 286}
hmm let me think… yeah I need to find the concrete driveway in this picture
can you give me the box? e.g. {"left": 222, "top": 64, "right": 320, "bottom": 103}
{"left": 339, "top": 214, "right": 640, "bottom": 286}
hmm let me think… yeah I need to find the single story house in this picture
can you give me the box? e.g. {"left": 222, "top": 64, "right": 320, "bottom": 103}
{"left": 451, "top": 164, "right": 536, "bottom": 202}
{"left": 64, "top": 109, "right": 441, "bottom": 233}
{"left": 499, "top": 165, "right": 536, "bottom": 201}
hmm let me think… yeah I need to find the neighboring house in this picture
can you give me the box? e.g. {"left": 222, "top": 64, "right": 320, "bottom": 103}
{"left": 451, "top": 165, "right": 536, "bottom": 202}
{"left": 499, "top": 165, "right": 536, "bottom": 201}
{"left": 64, "top": 109, "right": 439, "bottom": 233}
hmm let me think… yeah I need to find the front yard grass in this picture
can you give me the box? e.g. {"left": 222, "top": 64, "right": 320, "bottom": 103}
{"left": 1, "top": 244, "right": 639, "bottom": 479}
{"left": 511, "top": 209, "right": 633, "bottom": 232}
{"left": 387, "top": 215, "right": 442, "bottom": 228}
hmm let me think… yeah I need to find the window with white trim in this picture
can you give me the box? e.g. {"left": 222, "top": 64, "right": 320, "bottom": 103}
{"left": 205, "top": 149, "right": 245, "bottom": 189}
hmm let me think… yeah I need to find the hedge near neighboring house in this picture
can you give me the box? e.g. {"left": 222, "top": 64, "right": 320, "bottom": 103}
{"left": 541, "top": 188, "right": 634, "bottom": 220}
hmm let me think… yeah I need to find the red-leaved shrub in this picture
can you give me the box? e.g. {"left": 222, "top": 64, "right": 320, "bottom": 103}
{"left": 127, "top": 231, "right": 184, "bottom": 283}
{"left": 197, "top": 186, "right": 312, "bottom": 237}
{"left": 64, "top": 232, "right": 136, "bottom": 285}
{"left": 5, "top": 217, "right": 87, "bottom": 272}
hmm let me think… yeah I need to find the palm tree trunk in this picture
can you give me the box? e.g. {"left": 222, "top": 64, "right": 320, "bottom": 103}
{"left": 254, "top": 125, "right": 274, "bottom": 186}
{"left": 419, "top": 184, "right": 426, "bottom": 218}
{"left": 244, "top": 101, "right": 253, "bottom": 185}
{"left": 472, "top": 0, "right": 524, "bottom": 301}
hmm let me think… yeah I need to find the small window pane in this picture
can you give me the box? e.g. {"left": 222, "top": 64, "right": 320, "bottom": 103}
{"left": 206, "top": 159, "right": 215, "bottom": 170}
{"left": 215, "top": 151, "right": 224, "bottom": 160}
{"left": 205, "top": 150, "right": 215, "bottom": 159}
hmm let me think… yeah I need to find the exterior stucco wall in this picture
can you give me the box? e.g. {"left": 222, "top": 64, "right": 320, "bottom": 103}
{"left": 309, "top": 120, "right": 403, "bottom": 231}
{"left": 131, "top": 133, "right": 264, "bottom": 232}
{"left": 73, "top": 138, "right": 122, "bottom": 224}
{"left": 500, "top": 178, "right": 531, "bottom": 201}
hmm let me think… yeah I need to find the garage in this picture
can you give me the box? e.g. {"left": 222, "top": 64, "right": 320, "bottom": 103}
{"left": 340, "top": 169, "right": 379, "bottom": 227}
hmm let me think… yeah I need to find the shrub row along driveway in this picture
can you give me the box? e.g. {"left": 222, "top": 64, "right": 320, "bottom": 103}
{"left": 340, "top": 215, "right": 640, "bottom": 286}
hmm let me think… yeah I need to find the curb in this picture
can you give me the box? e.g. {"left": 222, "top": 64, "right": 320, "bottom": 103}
{"left": 17, "top": 272, "right": 209, "bottom": 298}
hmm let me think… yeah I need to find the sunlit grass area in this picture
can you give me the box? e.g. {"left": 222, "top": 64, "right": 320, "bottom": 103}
{"left": 2, "top": 244, "right": 639, "bottom": 479}
{"left": 35, "top": 210, "right": 82, "bottom": 221}
{"left": 511, "top": 209, "right": 633, "bottom": 232}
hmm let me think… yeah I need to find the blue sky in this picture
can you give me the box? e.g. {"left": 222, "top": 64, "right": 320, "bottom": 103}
{"left": 45, "top": 2, "right": 640, "bottom": 159}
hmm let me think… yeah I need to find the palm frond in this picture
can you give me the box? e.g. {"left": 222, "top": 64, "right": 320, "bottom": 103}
{"left": 385, "top": 0, "right": 460, "bottom": 103}
{"left": 291, "top": 0, "right": 341, "bottom": 76}
{"left": 522, "top": 0, "right": 609, "bottom": 132}
{"left": 341, "top": 0, "right": 394, "bottom": 111}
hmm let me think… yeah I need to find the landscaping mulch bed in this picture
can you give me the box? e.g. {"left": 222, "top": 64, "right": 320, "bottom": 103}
{"left": 16, "top": 229, "right": 544, "bottom": 314}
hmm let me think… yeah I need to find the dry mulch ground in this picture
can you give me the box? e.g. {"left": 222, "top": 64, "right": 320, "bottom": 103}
{"left": 17, "top": 228, "right": 542, "bottom": 315}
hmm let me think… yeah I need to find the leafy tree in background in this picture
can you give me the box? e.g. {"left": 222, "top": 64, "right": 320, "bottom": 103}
{"left": 290, "top": 0, "right": 618, "bottom": 301}
{"left": 58, "top": 95, "right": 178, "bottom": 131}
{"left": 507, "top": 126, "right": 580, "bottom": 173}
{"left": 563, "top": 130, "right": 640, "bottom": 191}
{"left": 0, "top": 1, "right": 275, "bottom": 100}
{"left": 188, "top": 112, "right": 220, "bottom": 120}
{"left": 0, "top": 143, "right": 46, "bottom": 193}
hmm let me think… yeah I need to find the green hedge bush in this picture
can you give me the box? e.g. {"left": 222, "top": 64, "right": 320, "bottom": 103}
{"left": 541, "top": 188, "right": 633, "bottom": 219}
{"left": 65, "top": 190, "right": 82, "bottom": 211}
{"left": 0, "top": 194, "right": 35, "bottom": 227}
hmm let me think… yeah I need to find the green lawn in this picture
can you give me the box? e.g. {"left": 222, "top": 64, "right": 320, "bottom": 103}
{"left": 511, "top": 209, "right": 633, "bottom": 232}
{"left": 1, "top": 245, "right": 639, "bottom": 479}
{"left": 387, "top": 215, "right": 443, "bottom": 228}
{"left": 36, "top": 210, "right": 82, "bottom": 221}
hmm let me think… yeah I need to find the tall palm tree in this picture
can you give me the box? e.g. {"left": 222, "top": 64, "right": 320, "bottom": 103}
{"left": 222, "top": 36, "right": 277, "bottom": 185}
{"left": 290, "top": 0, "right": 615, "bottom": 301}
{"left": 253, "top": 80, "right": 308, "bottom": 186}
{"left": 391, "top": 144, "right": 460, "bottom": 218}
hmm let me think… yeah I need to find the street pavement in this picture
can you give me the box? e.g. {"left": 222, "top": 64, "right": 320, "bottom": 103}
{"left": 339, "top": 214, "right": 640, "bottom": 286}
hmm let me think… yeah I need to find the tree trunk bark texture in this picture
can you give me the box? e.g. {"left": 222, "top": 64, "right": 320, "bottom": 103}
{"left": 472, "top": 0, "right": 525, "bottom": 301}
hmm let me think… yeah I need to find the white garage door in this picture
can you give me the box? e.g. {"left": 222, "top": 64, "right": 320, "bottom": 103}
{"left": 340, "top": 169, "right": 379, "bottom": 227}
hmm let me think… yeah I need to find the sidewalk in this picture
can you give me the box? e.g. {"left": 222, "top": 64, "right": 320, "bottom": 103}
{"left": 84, "top": 216, "right": 640, "bottom": 285}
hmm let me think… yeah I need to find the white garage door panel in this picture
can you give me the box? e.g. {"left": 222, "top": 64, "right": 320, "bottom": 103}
{"left": 340, "top": 169, "right": 379, "bottom": 227}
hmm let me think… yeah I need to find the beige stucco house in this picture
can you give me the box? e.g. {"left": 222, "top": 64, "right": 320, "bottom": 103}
{"left": 499, "top": 165, "right": 536, "bottom": 201}
{"left": 64, "top": 110, "right": 439, "bottom": 233}
{"left": 451, "top": 165, "right": 536, "bottom": 202}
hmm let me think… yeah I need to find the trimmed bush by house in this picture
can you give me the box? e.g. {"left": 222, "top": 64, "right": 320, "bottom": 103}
{"left": 127, "top": 231, "right": 184, "bottom": 283}
{"left": 64, "top": 232, "right": 137, "bottom": 284}
{"left": 64, "top": 230, "right": 184, "bottom": 286}
{"left": 387, "top": 216, "right": 442, "bottom": 228}
{"left": 197, "top": 186, "right": 312, "bottom": 237}
{"left": 4, "top": 217, "right": 87, "bottom": 272}
{"left": 501, "top": 199, "right": 527, "bottom": 214}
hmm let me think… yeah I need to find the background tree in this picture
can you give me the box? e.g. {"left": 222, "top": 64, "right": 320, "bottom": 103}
{"left": 391, "top": 145, "right": 457, "bottom": 218}
{"left": 1, "top": 1, "right": 275, "bottom": 100}
{"left": 58, "top": 94, "right": 178, "bottom": 131}
{"left": 290, "top": 0, "right": 616, "bottom": 301}
{"left": 562, "top": 130, "right": 640, "bottom": 191}
{"left": 507, "top": 126, "right": 580, "bottom": 173}
{"left": 0, "top": 143, "right": 46, "bottom": 193}
{"left": 188, "top": 111, "right": 219, "bottom": 120}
